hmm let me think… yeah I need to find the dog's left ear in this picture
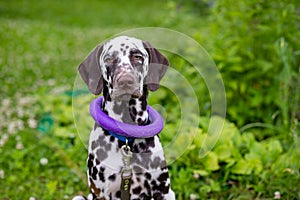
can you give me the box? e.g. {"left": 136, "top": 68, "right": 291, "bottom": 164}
{"left": 143, "top": 41, "right": 169, "bottom": 91}
{"left": 78, "top": 45, "right": 104, "bottom": 95}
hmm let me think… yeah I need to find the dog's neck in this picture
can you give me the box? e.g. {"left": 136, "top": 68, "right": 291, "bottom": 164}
{"left": 102, "top": 84, "right": 149, "bottom": 125}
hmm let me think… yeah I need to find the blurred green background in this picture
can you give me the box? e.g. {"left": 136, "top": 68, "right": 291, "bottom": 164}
{"left": 0, "top": 0, "right": 299, "bottom": 199}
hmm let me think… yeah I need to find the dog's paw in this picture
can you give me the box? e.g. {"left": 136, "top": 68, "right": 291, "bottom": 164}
{"left": 72, "top": 193, "right": 94, "bottom": 200}
{"left": 72, "top": 195, "right": 87, "bottom": 200}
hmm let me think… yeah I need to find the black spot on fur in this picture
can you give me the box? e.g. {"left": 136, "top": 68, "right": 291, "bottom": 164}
{"left": 102, "top": 82, "right": 111, "bottom": 102}
{"left": 89, "top": 153, "right": 95, "bottom": 160}
{"left": 100, "top": 166, "right": 105, "bottom": 172}
{"left": 158, "top": 172, "right": 169, "bottom": 182}
{"left": 91, "top": 166, "right": 98, "bottom": 180}
{"left": 118, "top": 140, "right": 125, "bottom": 149}
{"left": 145, "top": 172, "right": 152, "bottom": 180}
{"left": 110, "top": 136, "right": 115, "bottom": 142}
{"left": 144, "top": 180, "right": 151, "bottom": 194}
{"left": 153, "top": 192, "right": 164, "bottom": 200}
{"left": 137, "top": 193, "right": 150, "bottom": 200}
{"left": 133, "top": 144, "right": 139, "bottom": 153}
{"left": 139, "top": 142, "right": 146, "bottom": 150}
{"left": 87, "top": 155, "right": 94, "bottom": 176}
{"left": 151, "top": 180, "right": 157, "bottom": 188}
{"left": 139, "top": 88, "right": 148, "bottom": 110}
{"left": 108, "top": 174, "right": 116, "bottom": 181}
{"left": 115, "top": 191, "right": 121, "bottom": 198}
{"left": 103, "top": 130, "right": 110, "bottom": 136}
{"left": 133, "top": 186, "right": 142, "bottom": 194}
{"left": 131, "top": 107, "right": 137, "bottom": 115}
{"left": 99, "top": 171, "right": 105, "bottom": 182}
{"left": 136, "top": 177, "right": 141, "bottom": 182}
{"left": 145, "top": 137, "right": 155, "bottom": 148}
{"left": 137, "top": 118, "right": 142, "bottom": 124}
{"left": 129, "top": 98, "right": 136, "bottom": 105}
{"left": 159, "top": 183, "right": 170, "bottom": 194}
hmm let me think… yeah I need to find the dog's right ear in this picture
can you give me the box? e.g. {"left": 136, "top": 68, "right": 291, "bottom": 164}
{"left": 78, "top": 45, "right": 103, "bottom": 95}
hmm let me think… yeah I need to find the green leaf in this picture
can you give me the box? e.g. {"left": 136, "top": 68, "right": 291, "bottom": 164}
{"left": 210, "top": 179, "right": 221, "bottom": 192}
{"left": 241, "top": 132, "right": 256, "bottom": 149}
{"left": 214, "top": 143, "right": 232, "bottom": 161}
{"left": 255, "top": 59, "right": 273, "bottom": 73}
{"left": 248, "top": 142, "right": 265, "bottom": 160}
{"left": 193, "top": 129, "right": 206, "bottom": 148}
{"left": 231, "top": 159, "right": 252, "bottom": 175}
{"left": 46, "top": 180, "right": 58, "bottom": 195}
{"left": 194, "top": 169, "right": 209, "bottom": 177}
{"left": 265, "top": 139, "right": 283, "bottom": 162}
{"left": 202, "top": 152, "right": 220, "bottom": 171}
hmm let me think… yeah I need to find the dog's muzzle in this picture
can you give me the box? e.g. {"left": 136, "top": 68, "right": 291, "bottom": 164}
{"left": 116, "top": 74, "right": 136, "bottom": 90}
{"left": 112, "top": 72, "right": 142, "bottom": 99}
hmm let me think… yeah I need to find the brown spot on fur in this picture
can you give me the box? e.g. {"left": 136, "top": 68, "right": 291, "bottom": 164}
{"left": 89, "top": 178, "right": 101, "bottom": 197}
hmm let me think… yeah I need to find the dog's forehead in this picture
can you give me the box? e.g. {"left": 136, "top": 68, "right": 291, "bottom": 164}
{"left": 103, "top": 36, "right": 145, "bottom": 54}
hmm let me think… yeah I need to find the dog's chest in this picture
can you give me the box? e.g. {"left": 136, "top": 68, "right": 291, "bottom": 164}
{"left": 87, "top": 126, "right": 168, "bottom": 196}
{"left": 88, "top": 126, "right": 166, "bottom": 169}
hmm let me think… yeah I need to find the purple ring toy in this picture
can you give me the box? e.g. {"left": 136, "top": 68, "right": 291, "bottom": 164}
{"left": 90, "top": 96, "right": 164, "bottom": 138}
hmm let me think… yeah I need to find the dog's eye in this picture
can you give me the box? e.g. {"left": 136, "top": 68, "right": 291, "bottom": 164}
{"left": 104, "top": 56, "right": 113, "bottom": 64}
{"left": 132, "top": 54, "right": 144, "bottom": 63}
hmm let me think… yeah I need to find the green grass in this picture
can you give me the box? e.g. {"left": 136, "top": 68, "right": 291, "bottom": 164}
{"left": 1, "top": 0, "right": 299, "bottom": 199}
{"left": 0, "top": 0, "right": 202, "bottom": 97}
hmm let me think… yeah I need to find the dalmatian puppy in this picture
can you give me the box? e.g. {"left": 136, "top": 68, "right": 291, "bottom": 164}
{"left": 73, "top": 36, "right": 175, "bottom": 200}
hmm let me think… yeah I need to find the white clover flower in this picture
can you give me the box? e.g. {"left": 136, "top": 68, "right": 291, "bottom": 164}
{"left": 5, "top": 110, "right": 13, "bottom": 118}
{"left": 28, "top": 118, "right": 37, "bottom": 129}
{"left": 19, "top": 97, "right": 32, "bottom": 106}
{"left": 0, "top": 140, "right": 4, "bottom": 147}
{"left": 1, "top": 134, "right": 9, "bottom": 142}
{"left": 274, "top": 191, "right": 281, "bottom": 199}
{"left": 0, "top": 134, "right": 8, "bottom": 147}
{"left": 190, "top": 193, "right": 197, "bottom": 200}
{"left": 8, "top": 122, "right": 16, "bottom": 134}
{"left": 47, "top": 79, "right": 56, "bottom": 86}
{"left": 2, "top": 98, "right": 10, "bottom": 107}
{"left": 16, "top": 142, "right": 24, "bottom": 150}
{"left": 193, "top": 173, "right": 200, "bottom": 179}
{"left": 16, "top": 120, "right": 25, "bottom": 130}
{"left": 29, "top": 197, "right": 36, "bottom": 200}
{"left": 40, "top": 158, "right": 48, "bottom": 166}
{"left": 0, "top": 169, "right": 4, "bottom": 179}
{"left": 17, "top": 109, "right": 24, "bottom": 118}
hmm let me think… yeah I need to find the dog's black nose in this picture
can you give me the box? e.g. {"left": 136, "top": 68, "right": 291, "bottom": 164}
{"left": 117, "top": 75, "right": 135, "bottom": 88}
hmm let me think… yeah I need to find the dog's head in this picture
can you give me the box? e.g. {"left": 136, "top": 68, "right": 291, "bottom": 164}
{"left": 79, "top": 36, "right": 169, "bottom": 100}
